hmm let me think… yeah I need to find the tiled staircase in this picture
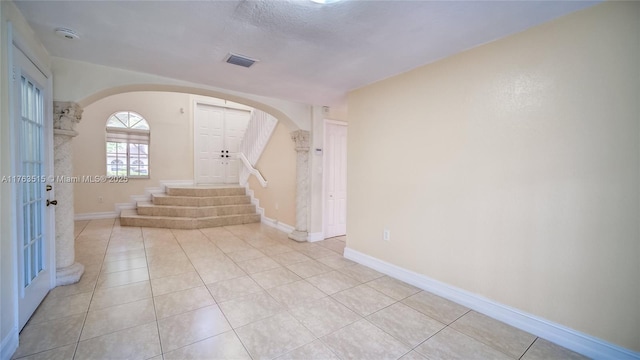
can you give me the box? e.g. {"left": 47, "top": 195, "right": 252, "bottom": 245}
{"left": 120, "top": 185, "right": 261, "bottom": 229}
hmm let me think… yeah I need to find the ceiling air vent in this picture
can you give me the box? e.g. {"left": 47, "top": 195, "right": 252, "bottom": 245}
{"left": 225, "top": 53, "right": 258, "bottom": 68}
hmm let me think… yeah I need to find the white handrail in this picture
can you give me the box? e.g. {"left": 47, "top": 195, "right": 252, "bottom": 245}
{"left": 238, "top": 153, "right": 267, "bottom": 188}
{"left": 239, "top": 110, "right": 278, "bottom": 185}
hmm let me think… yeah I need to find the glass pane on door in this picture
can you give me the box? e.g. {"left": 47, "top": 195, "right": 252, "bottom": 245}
{"left": 20, "top": 75, "right": 45, "bottom": 288}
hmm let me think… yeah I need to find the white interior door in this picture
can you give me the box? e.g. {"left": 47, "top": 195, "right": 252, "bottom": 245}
{"left": 194, "top": 103, "right": 249, "bottom": 184}
{"left": 13, "top": 45, "right": 54, "bottom": 330}
{"left": 223, "top": 108, "right": 250, "bottom": 184}
{"left": 195, "top": 104, "right": 225, "bottom": 184}
{"left": 324, "top": 122, "right": 348, "bottom": 238}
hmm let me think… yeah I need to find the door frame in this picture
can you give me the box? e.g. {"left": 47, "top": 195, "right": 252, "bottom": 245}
{"left": 193, "top": 99, "right": 224, "bottom": 185}
{"left": 322, "top": 119, "right": 348, "bottom": 239}
{"left": 7, "top": 22, "right": 56, "bottom": 331}
{"left": 191, "top": 96, "right": 252, "bottom": 185}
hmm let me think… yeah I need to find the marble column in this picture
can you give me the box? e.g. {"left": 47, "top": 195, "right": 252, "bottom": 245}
{"left": 289, "top": 130, "right": 310, "bottom": 242}
{"left": 53, "top": 102, "right": 84, "bottom": 285}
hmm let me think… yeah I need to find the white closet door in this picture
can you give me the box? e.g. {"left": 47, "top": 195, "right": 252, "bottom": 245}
{"left": 324, "top": 122, "right": 348, "bottom": 238}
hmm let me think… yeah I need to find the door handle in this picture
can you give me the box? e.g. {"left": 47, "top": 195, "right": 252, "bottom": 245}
{"left": 47, "top": 199, "right": 58, "bottom": 206}
{"left": 46, "top": 185, "right": 52, "bottom": 191}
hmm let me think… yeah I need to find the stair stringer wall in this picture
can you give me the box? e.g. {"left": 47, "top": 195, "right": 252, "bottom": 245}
{"left": 239, "top": 110, "right": 278, "bottom": 186}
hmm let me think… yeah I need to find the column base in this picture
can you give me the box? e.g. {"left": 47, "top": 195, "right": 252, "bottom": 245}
{"left": 56, "top": 262, "right": 85, "bottom": 286}
{"left": 288, "top": 230, "right": 308, "bottom": 242}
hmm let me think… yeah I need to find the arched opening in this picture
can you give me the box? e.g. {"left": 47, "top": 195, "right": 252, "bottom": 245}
{"left": 72, "top": 89, "right": 300, "bottom": 232}
{"left": 77, "top": 84, "right": 301, "bottom": 131}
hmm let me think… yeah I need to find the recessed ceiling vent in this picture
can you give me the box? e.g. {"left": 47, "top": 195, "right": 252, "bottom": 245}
{"left": 225, "top": 53, "right": 258, "bottom": 68}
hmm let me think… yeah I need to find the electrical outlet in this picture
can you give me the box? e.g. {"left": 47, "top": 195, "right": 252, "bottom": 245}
{"left": 275, "top": 202, "right": 279, "bottom": 210}
{"left": 383, "top": 228, "right": 390, "bottom": 241}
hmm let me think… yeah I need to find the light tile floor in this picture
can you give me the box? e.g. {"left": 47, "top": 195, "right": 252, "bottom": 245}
{"left": 12, "top": 219, "right": 588, "bottom": 360}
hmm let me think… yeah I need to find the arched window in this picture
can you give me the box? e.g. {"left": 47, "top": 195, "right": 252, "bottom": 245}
{"left": 106, "top": 111, "right": 150, "bottom": 178}
{"left": 110, "top": 159, "right": 124, "bottom": 172}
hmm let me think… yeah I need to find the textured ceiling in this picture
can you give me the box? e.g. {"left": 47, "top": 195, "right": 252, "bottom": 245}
{"left": 14, "top": 0, "right": 598, "bottom": 107}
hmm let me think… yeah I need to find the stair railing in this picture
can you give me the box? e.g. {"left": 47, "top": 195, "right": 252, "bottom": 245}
{"left": 238, "top": 109, "right": 278, "bottom": 187}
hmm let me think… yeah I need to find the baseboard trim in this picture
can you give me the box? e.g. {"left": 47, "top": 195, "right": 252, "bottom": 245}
{"left": 307, "top": 232, "right": 325, "bottom": 242}
{"left": 343, "top": 247, "right": 639, "bottom": 360}
{"left": 261, "top": 215, "right": 294, "bottom": 234}
{"left": 74, "top": 211, "right": 118, "bottom": 221}
{"left": 0, "top": 327, "right": 18, "bottom": 360}
{"left": 160, "top": 180, "right": 194, "bottom": 190}
{"left": 131, "top": 195, "right": 149, "bottom": 202}
{"left": 115, "top": 202, "right": 135, "bottom": 212}
{"left": 243, "top": 186, "right": 265, "bottom": 216}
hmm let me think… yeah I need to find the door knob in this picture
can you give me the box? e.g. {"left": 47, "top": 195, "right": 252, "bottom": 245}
{"left": 47, "top": 199, "right": 58, "bottom": 206}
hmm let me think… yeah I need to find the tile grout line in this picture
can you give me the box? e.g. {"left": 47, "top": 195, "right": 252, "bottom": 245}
{"left": 74, "top": 224, "right": 159, "bottom": 344}
{"left": 283, "top": 300, "right": 360, "bottom": 360}
{"left": 446, "top": 309, "right": 528, "bottom": 359}
{"left": 154, "top": 227, "right": 253, "bottom": 356}
{"left": 200, "top": 224, "right": 331, "bottom": 358}
{"left": 271, "top": 245, "right": 375, "bottom": 359}
{"left": 163, "top": 226, "right": 286, "bottom": 358}
{"left": 72, "top": 217, "right": 116, "bottom": 360}
{"left": 416, "top": 309, "right": 519, "bottom": 360}
{"left": 195, "top": 226, "right": 257, "bottom": 360}
{"left": 195, "top": 226, "right": 341, "bottom": 358}
{"left": 518, "top": 336, "right": 539, "bottom": 360}
{"left": 142, "top": 226, "right": 167, "bottom": 358}
{"left": 72, "top": 222, "right": 565, "bottom": 360}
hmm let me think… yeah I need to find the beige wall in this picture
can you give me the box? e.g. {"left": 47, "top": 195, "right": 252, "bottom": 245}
{"left": 75, "top": 91, "right": 298, "bottom": 223}
{"left": 52, "top": 57, "right": 311, "bottom": 132}
{"left": 347, "top": 2, "right": 639, "bottom": 352}
{"left": 0, "top": 0, "right": 51, "bottom": 348}
{"left": 248, "top": 122, "right": 297, "bottom": 227}
{"left": 73, "top": 91, "right": 193, "bottom": 214}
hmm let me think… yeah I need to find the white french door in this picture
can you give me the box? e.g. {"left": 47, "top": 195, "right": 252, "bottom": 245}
{"left": 12, "top": 45, "right": 54, "bottom": 330}
{"left": 223, "top": 108, "right": 250, "bottom": 184}
{"left": 194, "top": 103, "right": 250, "bottom": 184}
{"left": 324, "top": 121, "right": 348, "bottom": 238}
{"left": 195, "top": 104, "right": 224, "bottom": 184}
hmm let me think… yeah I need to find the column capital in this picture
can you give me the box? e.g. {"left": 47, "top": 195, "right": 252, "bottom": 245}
{"left": 291, "top": 130, "right": 310, "bottom": 152}
{"left": 53, "top": 101, "right": 83, "bottom": 136}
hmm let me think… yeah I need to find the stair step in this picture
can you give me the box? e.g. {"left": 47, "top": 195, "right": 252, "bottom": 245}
{"left": 165, "top": 185, "right": 246, "bottom": 197}
{"left": 120, "top": 209, "right": 260, "bottom": 229}
{"left": 137, "top": 202, "right": 256, "bottom": 218}
{"left": 120, "top": 185, "right": 260, "bottom": 229}
{"left": 152, "top": 194, "right": 251, "bottom": 207}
